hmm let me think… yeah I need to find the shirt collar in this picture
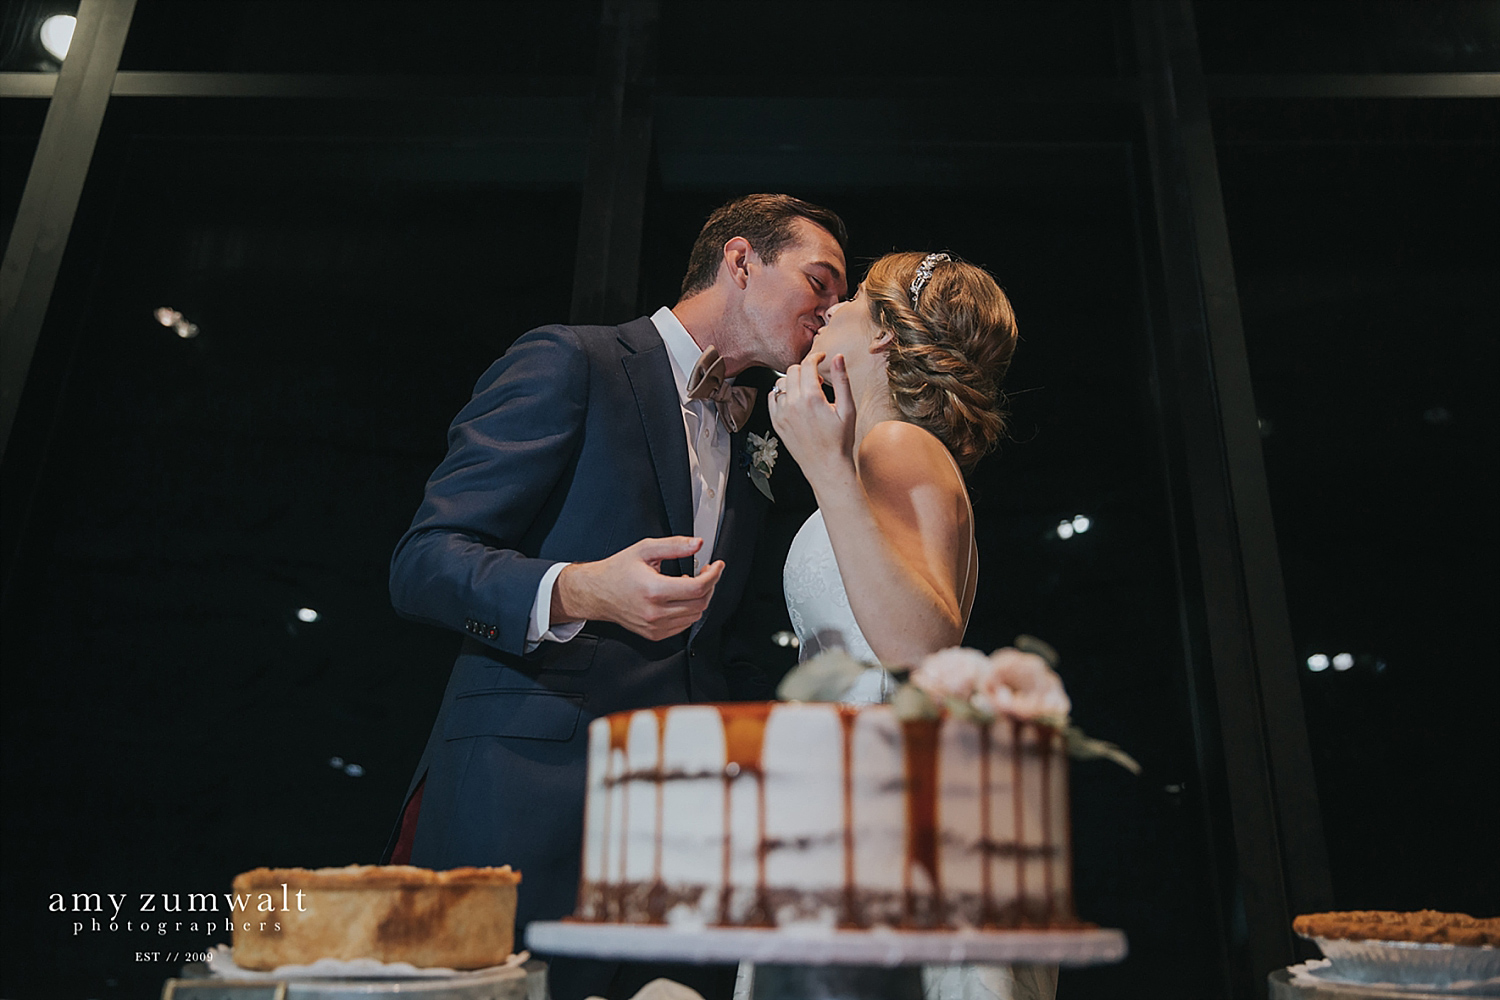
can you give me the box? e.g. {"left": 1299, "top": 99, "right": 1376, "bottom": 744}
{"left": 650, "top": 305, "right": 710, "bottom": 403}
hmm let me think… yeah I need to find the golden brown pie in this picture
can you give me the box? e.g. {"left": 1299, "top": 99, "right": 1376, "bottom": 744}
{"left": 231, "top": 864, "right": 521, "bottom": 970}
{"left": 1294, "top": 910, "right": 1500, "bottom": 948}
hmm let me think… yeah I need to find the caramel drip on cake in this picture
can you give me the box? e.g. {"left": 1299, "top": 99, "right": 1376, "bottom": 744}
{"left": 608, "top": 713, "right": 631, "bottom": 753}
{"left": 716, "top": 704, "right": 773, "bottom": 926}
{"left": 613, "top": 715, "right": 632, "bottom": 919}
{"left": 591, "top": 710, "right": 633, "bottom": 917}
{"left": 839, "top": 707, "right": 857, "bottom": 927}
{"left": 1041, "top": 729, "right": 1053, "bottom": 924}
{"left": 647, "top": 707, "right": 668, "bottom": 923}
{"left": 979, "top": 723, "right": 995, "bottom": 926}
{"left": 585, "top": 734, "right": 609, "bottom": 923}
{"left": 1012, "top": 717, "right": 1025, "bottom": 915}
{"left": 901, "top": 718, "right": 941, "bottom": 927}
{"left": 1062, "top": 728, "right": 1075, "bottom": 921}
{"left": 719, "top": 736, "right": 732, "bottom": 925}
{"left": 720, "top": 703, "right": 773, "bottom": 777}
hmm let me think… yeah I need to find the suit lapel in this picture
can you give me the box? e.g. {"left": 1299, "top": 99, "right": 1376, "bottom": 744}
{"left": 618, "top": 321, "right": 694, "bottom": 578}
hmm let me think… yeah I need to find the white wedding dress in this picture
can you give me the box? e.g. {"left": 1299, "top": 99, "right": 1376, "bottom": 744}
{"left": 770, "top": 472, "right": 1059, "bottom": 1000}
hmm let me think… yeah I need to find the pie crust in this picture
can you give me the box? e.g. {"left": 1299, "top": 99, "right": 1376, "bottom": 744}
{"left": 231, "top": 864, "right": 520, "bottom": 970}
{"left": 1294, "top": 910, "right": 1499, "bottom": 948}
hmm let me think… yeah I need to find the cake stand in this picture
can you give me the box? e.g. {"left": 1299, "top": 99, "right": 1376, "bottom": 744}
{"left": 527, "top": 922, "right": 1127, "bottom": 1000}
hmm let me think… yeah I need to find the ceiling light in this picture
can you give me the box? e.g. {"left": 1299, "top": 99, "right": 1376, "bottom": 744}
{"left": 154, "top": 306, "right": 199, "bottom": 339}
{"left": 40, "top": 14, "right": 76, "bottom": 62}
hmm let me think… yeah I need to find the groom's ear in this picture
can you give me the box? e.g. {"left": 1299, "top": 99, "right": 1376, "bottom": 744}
{"left": 722, "top": 237, "right": 753, "bottom": 290}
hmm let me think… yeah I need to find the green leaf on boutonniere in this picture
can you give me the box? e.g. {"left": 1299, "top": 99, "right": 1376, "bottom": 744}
{"left": 745, "top": 432, "right": 778, "bottom": 501}
{"left": 749, "top": 467, "right": 773, "bottom": 501}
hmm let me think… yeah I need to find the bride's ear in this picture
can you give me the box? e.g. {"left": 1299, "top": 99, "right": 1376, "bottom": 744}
{"left": 869, "top": 328, "right": 895, "bottom": 354}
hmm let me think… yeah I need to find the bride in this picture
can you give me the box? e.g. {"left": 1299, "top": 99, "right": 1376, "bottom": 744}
{"left": 769, "top": 251, "right": 1056, "bottom": 1000}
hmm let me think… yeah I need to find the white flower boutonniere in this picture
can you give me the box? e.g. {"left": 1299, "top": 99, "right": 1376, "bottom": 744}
{"left": 744, "top": 432, "right": 778, "bottom": 501}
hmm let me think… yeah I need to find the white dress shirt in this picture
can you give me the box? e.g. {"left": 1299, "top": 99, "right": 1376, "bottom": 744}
{"left": 525, "top": 306, "right": 732, "bottom": 647}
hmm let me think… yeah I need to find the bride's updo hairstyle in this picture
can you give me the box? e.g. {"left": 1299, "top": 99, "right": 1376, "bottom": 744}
{"left": 862, "top": 252, "right": 1018, "bottom": 472}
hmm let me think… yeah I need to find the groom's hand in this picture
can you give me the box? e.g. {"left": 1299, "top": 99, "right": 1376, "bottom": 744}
{"left": 551, "top": 536, "right": 725, "bottom": 641}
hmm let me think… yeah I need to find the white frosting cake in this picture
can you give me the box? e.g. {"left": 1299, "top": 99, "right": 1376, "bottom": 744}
{"left": 574, "top": 702, "right": 1075, "bottom": 930}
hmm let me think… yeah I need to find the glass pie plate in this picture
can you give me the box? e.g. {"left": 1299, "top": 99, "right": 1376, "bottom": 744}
{"left": 1305, "top": 936, "right": 1500, "bottom": 994}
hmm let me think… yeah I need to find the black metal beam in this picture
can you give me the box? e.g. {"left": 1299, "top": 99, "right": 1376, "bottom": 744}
{"left": 8, "top": 70, "right": 1495, "bottom": 103}
{"left": 0, "top": 0, "right": 135, "bottom": 461}
{"left": 1208, "top": 72, "right": 1500, "bottom": 99}
{"left": 570, "top": 0, "right": 657, "bottom": 325}
{"left": 1134, "top": 0, "right": 1334, "bottom": 993}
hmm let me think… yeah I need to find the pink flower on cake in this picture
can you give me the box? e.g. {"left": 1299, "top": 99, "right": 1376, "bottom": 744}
{"left": 911, "top": 646, "right": 1070, "bottom": 721}
{"left": 908, "top": 646, "right": 992, "bottom": 703}
{"left": 783, "top": 638, "right": 1140, "bottom": 773}
{"left": 976, "top": 647, "right": 1072, "bottom": 721}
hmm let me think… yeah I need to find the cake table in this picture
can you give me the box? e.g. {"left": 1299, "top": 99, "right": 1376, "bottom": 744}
{"left": 527, "top": 922, "right": 1127, "bottom": 1000}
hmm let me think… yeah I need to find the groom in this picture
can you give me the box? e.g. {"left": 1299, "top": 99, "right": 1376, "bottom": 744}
{"left": 386, "top": 194, "right": 848, "bottom": 1000}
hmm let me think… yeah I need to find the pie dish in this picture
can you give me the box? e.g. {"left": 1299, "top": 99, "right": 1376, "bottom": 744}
{"left": 1293, "top": 911, "right": 1500, "bottom": 993}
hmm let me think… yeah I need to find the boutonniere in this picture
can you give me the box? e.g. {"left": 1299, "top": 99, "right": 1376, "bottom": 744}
{"left": 742, "top": 432, "right": 778, "bottom": 501}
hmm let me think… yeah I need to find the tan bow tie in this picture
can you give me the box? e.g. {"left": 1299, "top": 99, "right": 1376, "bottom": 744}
{"left": 685, "top": 346, "right": 757, "bottom": 433}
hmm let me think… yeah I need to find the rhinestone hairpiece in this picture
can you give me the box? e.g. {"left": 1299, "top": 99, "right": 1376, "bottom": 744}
{"left": 909, "top": 252, "right": 951, "bottom": 308}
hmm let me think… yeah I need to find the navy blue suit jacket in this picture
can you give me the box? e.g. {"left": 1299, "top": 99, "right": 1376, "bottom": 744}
{"left": 388, "top": 316, "right": 768, "bottom": 932}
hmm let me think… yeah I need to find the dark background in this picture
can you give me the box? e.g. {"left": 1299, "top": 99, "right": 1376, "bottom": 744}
{"left": 2, "top": 2, "right": 1496, "bottom": 998}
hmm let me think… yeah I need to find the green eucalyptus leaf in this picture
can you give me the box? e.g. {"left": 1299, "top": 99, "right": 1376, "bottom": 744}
{"left": 776, "top": 650, "right": 867, "bottom": 702}
{"left": 1065, "top": 725, "right": 1143, "bottom": 775}
{"left": 1013, "top": 634, "right": 1060, "bottom": 669}
{"left": 891, "top": 683, "right": 940, "bottom": 721}
{"left": 944, "top": 696, "right": 988, "bottom": 724}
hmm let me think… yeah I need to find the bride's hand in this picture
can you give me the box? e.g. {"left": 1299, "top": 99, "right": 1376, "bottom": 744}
{"left": 768, "top": 352, "right": 857, "bottom": 479}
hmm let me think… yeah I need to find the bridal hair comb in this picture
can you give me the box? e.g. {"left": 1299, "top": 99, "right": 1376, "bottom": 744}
{"left": 909, "top": 252, "right": 951, "bottom": 308}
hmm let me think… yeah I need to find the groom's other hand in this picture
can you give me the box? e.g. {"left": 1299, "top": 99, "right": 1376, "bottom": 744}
{"left": 551, "top": 537, "right": 725, "bottom": 641}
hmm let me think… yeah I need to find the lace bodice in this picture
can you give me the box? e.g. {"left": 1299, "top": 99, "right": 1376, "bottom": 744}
{"left": 783, "top": 442, "right": 977, "bottom": 679}
{"left": 783, "top": 508, "right": 879, "bottom": 664}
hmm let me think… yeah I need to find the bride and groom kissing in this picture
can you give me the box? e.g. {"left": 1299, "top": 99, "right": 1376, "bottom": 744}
{"left": 384, "top": 193, "right": 1021, "bottom": 1000}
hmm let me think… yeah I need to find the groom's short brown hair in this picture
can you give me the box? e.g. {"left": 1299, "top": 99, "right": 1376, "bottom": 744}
{"left": 679, "top": 194, "right": 849, "bottom": 299}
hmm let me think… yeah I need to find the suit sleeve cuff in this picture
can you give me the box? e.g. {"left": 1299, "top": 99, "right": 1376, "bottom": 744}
{"left": 525, "top": 562, "right": 584, "bottom": 652}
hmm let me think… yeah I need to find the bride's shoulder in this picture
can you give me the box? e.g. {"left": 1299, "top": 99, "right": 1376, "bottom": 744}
{"left": 857, "top": 421, "right": 960, "bottom": 489}
{"left": 859, "top": 418, "right": 943, "bottom": 454}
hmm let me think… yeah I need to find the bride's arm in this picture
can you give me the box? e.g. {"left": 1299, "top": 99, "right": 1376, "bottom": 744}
{"left": 817, "top": 421, "right": 969, "bottom": 666}
{"left": 771, "top": 359, "right": 969, "bottom": 667}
